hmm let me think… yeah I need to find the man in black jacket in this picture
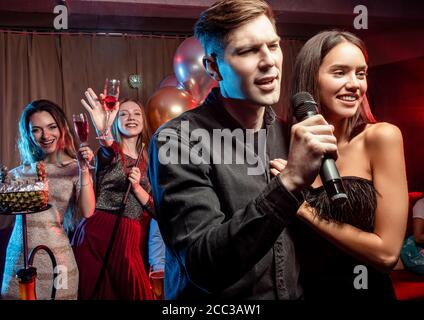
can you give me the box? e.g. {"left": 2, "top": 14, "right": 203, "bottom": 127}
{"left": 148, "top": 0, "right": 337, "bottom": 299}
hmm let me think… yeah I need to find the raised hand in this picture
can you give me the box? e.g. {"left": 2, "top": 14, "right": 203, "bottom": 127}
{"left": 81, "top": 88, "right": 119, "bottom": 135}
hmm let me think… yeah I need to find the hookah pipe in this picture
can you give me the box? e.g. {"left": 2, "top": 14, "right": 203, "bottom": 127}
{"left": 16, "top": 213, "right": 58, "bottom": 300}
{"left": 91, "top": 144, "right": 145, "bottom": 299}
{"left": 2, "top": 164, "right": 58, "bottom": 300}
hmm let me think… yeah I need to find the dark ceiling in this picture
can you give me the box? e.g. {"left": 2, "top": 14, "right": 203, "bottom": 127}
{"left": 0, "top": 0, "right": 422, "bottom": 36}
{"left": 0, "top": 0, "right": 423, "bottom": 65}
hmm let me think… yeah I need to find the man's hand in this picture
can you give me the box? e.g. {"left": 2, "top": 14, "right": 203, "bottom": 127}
{"left": 280, "top": 114, "right": 338, "bottom": 192}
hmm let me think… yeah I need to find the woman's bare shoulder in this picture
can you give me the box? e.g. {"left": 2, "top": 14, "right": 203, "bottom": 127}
{"left": 364, "top": 122, "right": 403, "bottom": 148}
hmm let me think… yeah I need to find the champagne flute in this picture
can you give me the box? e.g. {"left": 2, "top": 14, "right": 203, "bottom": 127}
{"left": 149, "top": 269, "right": 164, "bottom": 300}
{"left": 73, "top": 113, "right": 94, "bottom": 169}
{"left": 99, "top": 78, "right": 120, "bottom": 140}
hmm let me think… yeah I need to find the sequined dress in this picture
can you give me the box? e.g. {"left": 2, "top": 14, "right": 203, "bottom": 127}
{"left": 295, "top": 176, "right": 396, "bottom": 300}
{"left": 1, "top": 161, "right": 80, "bottom": 300}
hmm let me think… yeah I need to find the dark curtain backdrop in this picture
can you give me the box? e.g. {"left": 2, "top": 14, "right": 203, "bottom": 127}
{"left": 279, "top": 39, "right": 306, "bottom": 120}
{"left": 0, "top": 31, "right": 304, "bottom": 170}
{"left": 0, "top": 31, "right": 187, "bottom": 169}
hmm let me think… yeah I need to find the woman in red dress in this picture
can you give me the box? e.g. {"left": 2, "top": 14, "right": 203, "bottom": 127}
{"left": 72, "top": 89, "right": 155, "bottom": 300}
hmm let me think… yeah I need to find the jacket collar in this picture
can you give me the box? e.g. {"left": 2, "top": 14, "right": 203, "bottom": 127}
{"left": 203, "top": 88, "right": 277, "bottom": 130}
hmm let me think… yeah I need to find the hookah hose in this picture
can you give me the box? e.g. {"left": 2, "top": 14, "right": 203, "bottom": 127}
{"left": 91, "top": 144, "right": 145, "bottom": 300}
{"left": 28, "top": 245, "right": 58, "bottom": 300}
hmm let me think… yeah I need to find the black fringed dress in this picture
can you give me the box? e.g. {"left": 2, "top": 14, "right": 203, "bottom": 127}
{"left": 294, "top": 176, "right": 396, "bottom": 300}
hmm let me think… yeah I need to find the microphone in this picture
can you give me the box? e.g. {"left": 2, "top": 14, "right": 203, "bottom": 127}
{"left": 292, "top": 92, "right": 348, "bottom": 207}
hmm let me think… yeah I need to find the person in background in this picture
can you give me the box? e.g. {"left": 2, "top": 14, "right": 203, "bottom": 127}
{"left": 412, "top": 198, "right": 424, "bottom": 245}
{"left": 398, "top": 196, "right": 424, "bottom": 276}
{"left": 149, "top": 219, "right": 165, "bottom": 273}
{"left": 72, "top": 93, "right": 163, "bottom": 300}
{"left": 1, "top": 99, "right": 94, "bottom": 300}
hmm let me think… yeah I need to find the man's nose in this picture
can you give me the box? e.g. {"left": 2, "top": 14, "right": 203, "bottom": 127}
{"left": 259, "top": 46, "right": 275, "bottom": 69}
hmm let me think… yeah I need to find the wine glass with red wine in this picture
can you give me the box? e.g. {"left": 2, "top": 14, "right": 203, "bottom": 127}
{"left": 99, "top": 78, "right": 120, "bottom": 140}
{"left": 73, "top": 113, "right": 94, "bottom": 169}
{"left": 73, "top": 113, "right": 89, "bottom": 146}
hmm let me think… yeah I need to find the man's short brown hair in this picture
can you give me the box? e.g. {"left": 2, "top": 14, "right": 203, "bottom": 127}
{"left": 194, "top": 0, "right": 276, "bottom": 58}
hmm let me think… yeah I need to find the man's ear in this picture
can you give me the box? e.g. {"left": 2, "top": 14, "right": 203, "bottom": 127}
{"left": 203, "top": 55, "right": 222, "bottom": 81}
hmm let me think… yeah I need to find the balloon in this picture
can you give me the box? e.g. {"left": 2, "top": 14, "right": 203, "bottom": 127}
{"left": 173, "top": 37, "right": 218, "bottom": 104}
{"left": 146, "top": 86, "right": 198, "bottom": 133}
{"left": 157, "top": 74, "right": 184, "bottom": 90}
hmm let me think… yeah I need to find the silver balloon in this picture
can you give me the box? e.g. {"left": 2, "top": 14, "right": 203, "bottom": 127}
{"left": 173, "top": 37, "right": 218, "bottom": 104}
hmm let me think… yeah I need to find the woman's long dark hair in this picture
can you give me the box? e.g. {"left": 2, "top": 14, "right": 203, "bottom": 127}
{"left": 18, "top": 100, "right": 77, "bottom": 165}
{"left": 289, "top": 30, "right": 376, "bottom": 140}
